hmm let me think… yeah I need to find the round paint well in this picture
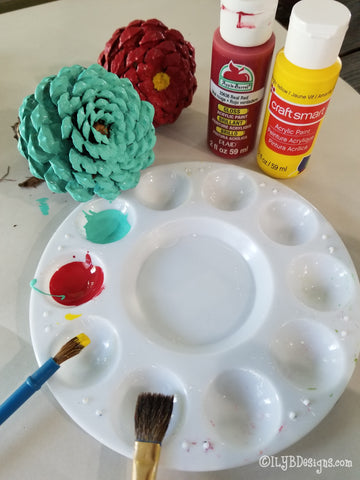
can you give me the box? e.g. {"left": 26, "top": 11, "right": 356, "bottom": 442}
{"left": 288, "top": 253, "right": 354, "bottom": 311}
{"left": 76, "top": 198, "right": 134, "bottom": 244}
{"left": 201, "top": 168, "right": 257, "bottom": 211}
{"left": 270, "top": 319, "right": 346, "bottom": 391}
{"left": 204, "top": 369, "right": 281, "bottom": 448}
{"left": 48, "top": 315, "right": 121, "bottom": 388}
{"left": 122, "top": 217, "right": 273, "bottom": 353}
{"left": 111, "top": 367, "right": 186, "bottom": 452}
{"left": 259, "top": 197, "right": 318, "bottom": 246}
{"left": 49, "top": 253, "right": 104, "bottom": 306}
{"left": 135, "top": 168, "right": 191, "bottom": 210}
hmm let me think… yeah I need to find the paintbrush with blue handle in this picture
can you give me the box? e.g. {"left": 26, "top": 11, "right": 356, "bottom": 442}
{"left": 0, "top": 333, "right": 90, "bottom": 425}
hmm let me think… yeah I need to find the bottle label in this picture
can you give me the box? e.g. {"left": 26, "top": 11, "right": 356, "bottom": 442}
{"left": 210, "top": 80, "right": 264, "bottom": 106}
{"left": 208, "top": 61, "right": 265, "bottom": 156}
{"left": 265, "top": 88, "right": 331, "bottom": 156}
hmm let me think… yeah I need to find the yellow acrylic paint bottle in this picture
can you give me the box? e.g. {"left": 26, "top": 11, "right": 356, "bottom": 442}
{"left": 257, "top": 0, "right": 351, "bottom": 178}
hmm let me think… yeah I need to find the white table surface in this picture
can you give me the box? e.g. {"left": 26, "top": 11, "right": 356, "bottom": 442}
{"left": 0, "top": 1, "right": 360, "bottom": 479}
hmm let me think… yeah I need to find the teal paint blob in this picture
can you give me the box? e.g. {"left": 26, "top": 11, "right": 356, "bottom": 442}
{"left": 36, "top": 197, "right": 49, "bottom": 215}
{"left": 83, "top": 209, "right": 131, "bottom": 244}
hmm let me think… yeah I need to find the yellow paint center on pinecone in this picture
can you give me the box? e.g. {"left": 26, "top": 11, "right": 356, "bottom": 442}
{"left": 152, "top": 72, "right": 171, "bottom": 91}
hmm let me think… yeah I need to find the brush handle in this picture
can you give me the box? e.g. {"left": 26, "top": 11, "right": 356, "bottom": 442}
{"left": 132, "top": 441, "right": 161, "bottom": 480}
{"left": 0, "top": 358, "right": 59, "bottom": 425}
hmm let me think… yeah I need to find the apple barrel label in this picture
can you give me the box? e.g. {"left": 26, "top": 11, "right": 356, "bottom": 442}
{"left": 219, "top": 61, "right": 254, "bottom": 92}
{"left": 208, "top": 60, "right": 265, "bottom": 158}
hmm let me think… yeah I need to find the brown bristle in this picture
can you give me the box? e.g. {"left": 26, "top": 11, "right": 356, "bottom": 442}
{"left": 134, "top": 392, "right": 174, "bottom": 444}
{"left": 52, "top": 334, "right": 90, "bottom": 365}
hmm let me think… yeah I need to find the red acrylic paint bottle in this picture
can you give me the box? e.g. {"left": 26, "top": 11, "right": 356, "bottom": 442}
{"left": 208, "top": 0, "right": 278, "bottom": 159}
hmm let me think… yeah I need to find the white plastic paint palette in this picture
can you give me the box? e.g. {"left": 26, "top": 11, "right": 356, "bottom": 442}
{"left": 30, "top": 162, "right": 360, "bottom": 471}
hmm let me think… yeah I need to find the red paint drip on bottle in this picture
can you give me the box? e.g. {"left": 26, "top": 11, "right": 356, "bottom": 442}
{"left": 236, "top": 11, "right": 255, "bottom": 29}
{"left": 49, "top": 253, "right": 104, "bottom": 306}
{"left": 221, "top": 6, "right": 256, "bottom": 29}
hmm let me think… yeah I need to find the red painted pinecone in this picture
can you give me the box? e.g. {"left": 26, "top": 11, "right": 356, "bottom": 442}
{"left": 98, "top": 19, "right": 197, "bottom": 127}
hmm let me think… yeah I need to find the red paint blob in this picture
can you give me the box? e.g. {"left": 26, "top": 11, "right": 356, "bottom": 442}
{"left": 49, "top": 253, "right": 104, "bottom": 306}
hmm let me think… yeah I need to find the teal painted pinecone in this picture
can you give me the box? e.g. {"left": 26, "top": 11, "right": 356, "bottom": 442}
{"left": 17, "top": 64, "right": 156, "bottom": 201}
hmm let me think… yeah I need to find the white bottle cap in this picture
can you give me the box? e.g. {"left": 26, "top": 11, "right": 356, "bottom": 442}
{"left": 220, "top": 0, "right": 278, "bottom": 47}
{"left": 284, "top": 0, "right": 351, "bottom": 69}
